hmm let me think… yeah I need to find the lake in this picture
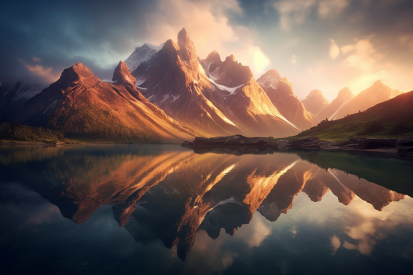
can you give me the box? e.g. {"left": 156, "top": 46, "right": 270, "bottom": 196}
{"left": 1, "top": 145, "right": 413, "bottom": 275}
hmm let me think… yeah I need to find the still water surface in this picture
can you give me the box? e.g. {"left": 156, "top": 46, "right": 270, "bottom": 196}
{"left": 1, "top": 145, "right": 413, "bottom": 274}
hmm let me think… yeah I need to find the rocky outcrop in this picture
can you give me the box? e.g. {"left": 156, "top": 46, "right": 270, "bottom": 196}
{"left": 202, "top": 52, "right": 253, "bottom": 87}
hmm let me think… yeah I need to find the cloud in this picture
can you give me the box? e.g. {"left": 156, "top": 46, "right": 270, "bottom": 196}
{"left": 318, "top": 0, "right": 349, "bottom": 18}
{"left": 273, "top": 0, "right": 348, "bottom": 30}
{"left": 252, "top": 46, "right": 271, "bottom": 73}
{"left": 292, "top": 54, "right": 297, "bottom": 64}
{"left": 19, "top": 58, "right": 60, "bottom": 83}
{"left": 143, "top": 0, "right": 242, "bottom": 57}
{"left": 291, "top": 225, "right": 297, "bottom": 238}
{"left": 329, "top": 39, "right": 340, "bottom": 59}
{"left": 400, "top": 35, "right": 413, "bottom": 52}
{"left": 273, "top": 0, "right": 317, "bottom": 31}
{"left": 330, "top": 235, "right": 340, "bottom": 254}
{"left": 341, "top": 38, "right": 382, "bottom": 71}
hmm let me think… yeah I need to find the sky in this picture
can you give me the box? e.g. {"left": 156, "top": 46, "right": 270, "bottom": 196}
{"left": 1, "top": 0, "right": 413, "bottom": 100}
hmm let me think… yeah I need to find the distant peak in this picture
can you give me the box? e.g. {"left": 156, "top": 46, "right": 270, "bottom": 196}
{"left": 176, "top": 28, "right": 197, "bottom": 62}
{"left": 373, "top": 79, "right": 384, "bottom": 86}
{"left": 225, "top": 54, "right": 237, "bottom": 62}
{"left": 337, "top": 87, "right": 354, "bottom": 100}
{"left": 206, "top": 50, "right": 221, "bottom": 63}
{"left": 304, "top": 89, "right": 329, "bottom": 104}
{"left": 310, "top": 89, "right": 323, "bottom": 96}
{"left": 112, "top": 60, "right": 136, "bottom": 86}
{"left": 263, "top": 69, "right": 281, "bottom": 79}
{"left": 179, "top": 27, "right": 187, "bottom": 36}
{"left": 177, "top": 27, "right": 191, "bottom": 46}
{"left": 162, "top": 39, "right": 180, "bottom": 52}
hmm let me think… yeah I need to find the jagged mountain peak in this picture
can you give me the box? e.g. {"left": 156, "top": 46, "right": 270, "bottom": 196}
{"left": 162, "top": 39, "right": 180, "bottom": 52}
{"left": 257, "top": 69, "right": 282, "bottom": 90}
{"left": 177, "top": 28, "right": 196, "bottom": 56}
{"left": 58, "top": 62, "right": 100, "bottom": 88}
{"left": 206, "top": 50, "right": 221, "bottom": 63}
{"left": 112, "top": 61, "right": 136, "bottom": 86}
{"left": 225, "top": 54, "right": 237, "bottom": 63}
{"left": 177, "top": 27, "right": 189, "bottom": 43}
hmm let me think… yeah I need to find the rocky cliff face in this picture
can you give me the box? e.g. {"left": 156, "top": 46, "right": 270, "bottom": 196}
{"left": 201, "top": 52, "right": 253, "bottom": 87}
{"left": 257, "top": 70, "right": 318, "bottom": 130}
{"left": 302, "top": 89, "right": 330, "bottom": 115}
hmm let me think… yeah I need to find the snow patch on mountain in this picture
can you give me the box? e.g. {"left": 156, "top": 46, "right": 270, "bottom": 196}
{"left": 125, "top": 43, "right": 164, "bottom": 73}
{"left": 43, "top": 100, "right": 58, "bottom": 114}
{"left": 136, "top": 77, "right": 146, "bottom": 86}
{"left": 218, "top": 113, "right": 236, "bottom": 126}
{"left": 208, "top": 78, "right": 244, "bottom": 94}
{"left": 257, "top": 74, "right": 280, "bottom": 89}
{"left": 11, "top": 84, "right": 43, "bottom": 102}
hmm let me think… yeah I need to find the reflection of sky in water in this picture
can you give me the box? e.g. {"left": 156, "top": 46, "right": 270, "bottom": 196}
{"left": 0, "top": 145, "right": 413, "bottom": 274}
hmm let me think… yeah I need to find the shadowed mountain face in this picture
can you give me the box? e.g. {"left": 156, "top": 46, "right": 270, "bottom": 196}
{"left": 127, "top": 28, "right": 300, "bottom": 138}
{"left": 302, "top": 89, "right": 330, "bottom": 115}
{"left": 317, "top": 87, "right": 354, "bottom": 121}
{"left": 0, "top": 82, "right": 45, "bottom": 123}
{"left": 0, "top": 62, "right": 194, "bottom": 143}
{"left": 257, "top": 70, "right": 318, "bottom": 130}
{"left": 331, "top": 80, "right": 403, "bottom": 120}
{"left": 0, "top": 145, "right": 409, "bottom": 261}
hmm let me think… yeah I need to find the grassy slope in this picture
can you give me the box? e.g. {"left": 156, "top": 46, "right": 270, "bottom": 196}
{"left": 296, "top": 90, "right": 413, "bottom": 140}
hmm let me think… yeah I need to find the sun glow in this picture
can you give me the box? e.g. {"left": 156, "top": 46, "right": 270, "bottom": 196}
{"left": 252, "top": 47, "right": 270, "bottom": 73}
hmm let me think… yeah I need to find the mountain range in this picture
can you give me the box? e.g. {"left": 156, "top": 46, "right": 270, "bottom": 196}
{"left": 301, "top": 80, "right": 403, "bottom": 122}
{"left": 0, "top": 28, "right": 408, "bottom": 142}
{"left": 299, "top": 89, "right": 413, "bottom": 139}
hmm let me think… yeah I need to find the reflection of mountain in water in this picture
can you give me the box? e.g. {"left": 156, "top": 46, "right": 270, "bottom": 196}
{"left": 0, "top": 146, "right": 407, "bottom": 260}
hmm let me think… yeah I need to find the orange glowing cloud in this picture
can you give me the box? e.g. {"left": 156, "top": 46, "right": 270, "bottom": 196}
{"left": 19, "top": 58, "right": 59, "bottom": 83}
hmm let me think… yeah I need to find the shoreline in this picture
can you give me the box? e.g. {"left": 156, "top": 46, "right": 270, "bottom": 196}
{"left": 0, "top": 140, "right": 183, "bottom": 146}
{"left": 181, "top": 135, "right": 413, "bottom": 158}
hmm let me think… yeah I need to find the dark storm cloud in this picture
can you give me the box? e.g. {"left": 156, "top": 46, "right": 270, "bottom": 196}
{"left": 0, "top": 0, "right": 156, "bottom": 84}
